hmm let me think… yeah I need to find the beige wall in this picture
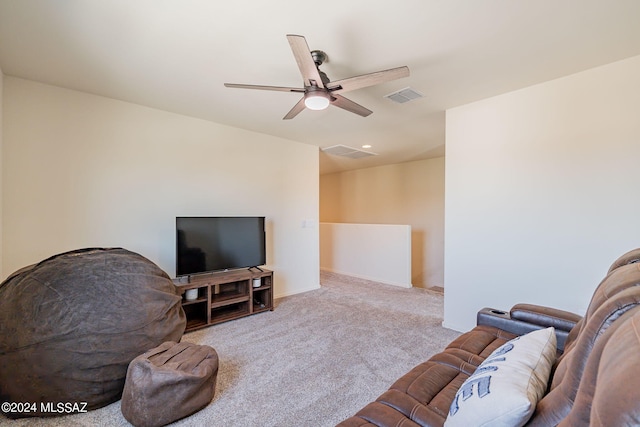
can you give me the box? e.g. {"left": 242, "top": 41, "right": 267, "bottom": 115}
{"left": 2, "top": 77, "right": 320, "bottom": 298}
{"left": 320, "top": 222, "right": 412, "bottom": 287}
{"left": 0, "top": 67, "right": 3, "bottom": 278}
{"left": 445, "top": 55, "right": 640, "bottom": 332}
{"left": 320, "top": 157, "right": 445, "bottom": 288}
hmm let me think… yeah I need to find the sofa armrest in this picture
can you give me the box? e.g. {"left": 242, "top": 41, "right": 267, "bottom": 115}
{"left": 477, "top": 305, "right": 580, "bottom": 353}
{"left": 509, "top": 303, "right": 581, "bottom": 333}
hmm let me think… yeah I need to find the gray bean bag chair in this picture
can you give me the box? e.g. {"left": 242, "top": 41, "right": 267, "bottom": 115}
{"left": 0, "top": 248, "right": 186, "bottom": 418}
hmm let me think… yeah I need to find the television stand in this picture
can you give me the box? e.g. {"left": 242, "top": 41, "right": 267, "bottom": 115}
{"left": 174, "top": 269, "right": 274, "bottom": 332}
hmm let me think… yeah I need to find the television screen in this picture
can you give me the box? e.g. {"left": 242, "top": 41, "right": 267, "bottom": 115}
{"left": 176, "top": 216, "right": 266, "bottom": 277}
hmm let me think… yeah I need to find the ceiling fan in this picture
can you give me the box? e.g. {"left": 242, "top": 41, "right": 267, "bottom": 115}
{"left": 224, "top": 34, "right": 410, "bottom": 120}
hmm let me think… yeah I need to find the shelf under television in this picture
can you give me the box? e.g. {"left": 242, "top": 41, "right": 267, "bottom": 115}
{"left": 211, "top": 302, "right": 250, "bottom": 324}
{"left": 175, "top": 268, "right": 274, "bottom": 332}
{"left": 182, "top": 296, "right": 207, "bottom": 306}
{"left": 185, "top": 317, "right": 208, "bottom": 331}
{"left": 211, "top": 294, "right": 250, "bottom": 309}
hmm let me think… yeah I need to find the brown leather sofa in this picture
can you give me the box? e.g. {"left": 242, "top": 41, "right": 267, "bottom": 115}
{"left": 337, "top": 249, "right": 640, "bottom": 427}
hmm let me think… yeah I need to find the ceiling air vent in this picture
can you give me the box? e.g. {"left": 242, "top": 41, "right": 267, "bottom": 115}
{"left": 321, "top": 145, "right": 377, "bottom": 159}
{"left": 384, "top": 87, "right": 424, "bottom": 104}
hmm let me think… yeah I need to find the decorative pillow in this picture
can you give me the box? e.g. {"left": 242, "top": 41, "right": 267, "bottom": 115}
{"left": 444, "top": 327, "right": 557, "bottom": 427}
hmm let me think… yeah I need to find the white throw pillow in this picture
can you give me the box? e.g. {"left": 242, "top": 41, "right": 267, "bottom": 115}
{"left": 444, "top": 327, "right": 556, "bottom": 427}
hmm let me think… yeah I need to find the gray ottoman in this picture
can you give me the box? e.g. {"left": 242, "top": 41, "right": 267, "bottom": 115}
{"left": 121, "top": 341, "right": 219, "bottom": 427}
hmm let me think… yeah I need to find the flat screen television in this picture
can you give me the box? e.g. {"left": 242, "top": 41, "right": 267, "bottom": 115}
{"left": 176, "top": 216, "right": 266, "bottom": 277}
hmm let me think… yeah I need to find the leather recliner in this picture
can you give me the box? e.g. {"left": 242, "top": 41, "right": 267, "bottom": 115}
{"left": 337, "top": 248, "right": 640, "bottom": 427}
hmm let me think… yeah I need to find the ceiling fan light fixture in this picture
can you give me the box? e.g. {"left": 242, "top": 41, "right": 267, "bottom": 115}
{"left": 304, "top": 91, "right": 330, "bottom": 110}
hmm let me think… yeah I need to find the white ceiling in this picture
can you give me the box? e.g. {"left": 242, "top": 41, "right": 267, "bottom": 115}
{"left": 1, "top": 1, "right": 639, "bottom": 174}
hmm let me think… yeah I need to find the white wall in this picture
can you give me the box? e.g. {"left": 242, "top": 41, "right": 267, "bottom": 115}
{"left": 320, "top": 222, "right": 412, "bottom": 287}
{"left": 2, "top": 77, "right": 319, "bottom": 298}
{"left": 320, "top": 158, "right": 445, "bottom": 288}
{"left": 444, "top": 55, "right": 640, "bottom": 332}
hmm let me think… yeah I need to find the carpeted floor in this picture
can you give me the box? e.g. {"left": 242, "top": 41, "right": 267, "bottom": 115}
{"left": 1, "top": 271, "right": 460, "bottom": 427}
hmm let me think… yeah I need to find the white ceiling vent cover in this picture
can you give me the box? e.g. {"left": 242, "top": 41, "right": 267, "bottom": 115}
{"left": 384, "top": 87, "right": 424, "bottom": 103}
{"left": 321, "top": 144, "right": 378, "bottom": 159}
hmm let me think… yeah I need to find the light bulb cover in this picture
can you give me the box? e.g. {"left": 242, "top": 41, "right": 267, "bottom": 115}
{"left": 304, "top": 92, "right": 330, "bottom": 110}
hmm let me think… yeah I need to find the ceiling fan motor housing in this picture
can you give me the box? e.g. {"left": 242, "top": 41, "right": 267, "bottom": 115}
{"left": 311, "top": 50, "right": 331, "bottom": 86}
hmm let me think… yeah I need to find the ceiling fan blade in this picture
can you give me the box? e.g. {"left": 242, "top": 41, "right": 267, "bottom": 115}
{"left": 286, "top": 34, "right": 325, "bottom": 88}
{"left": 327, "top": 66, "right": 410, "bottom": 94}
{"left": 330, "top": 94, "right": 373, "bottom": 117}
{"left": 283, "top": 97, "right": 307, "bottom": 120}
{"left": 224, "top": 83, "right": 305, "bottom": 93}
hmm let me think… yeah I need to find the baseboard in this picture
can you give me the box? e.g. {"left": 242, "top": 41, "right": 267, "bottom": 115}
{"left": 274, "top": 284, "right": 321, "bottom": 300}
{"left": 320, "top": 268, "right": 412, "bottom": 288}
